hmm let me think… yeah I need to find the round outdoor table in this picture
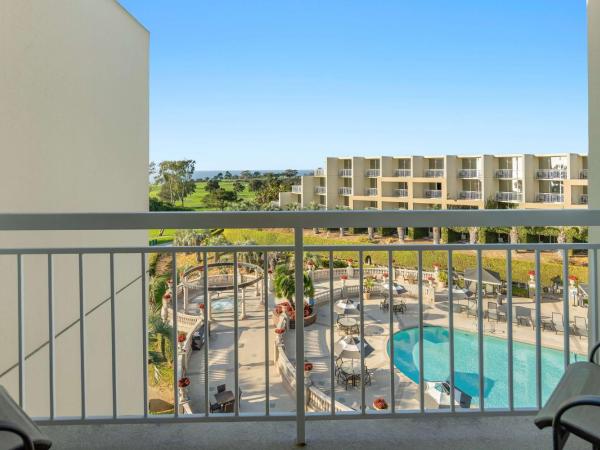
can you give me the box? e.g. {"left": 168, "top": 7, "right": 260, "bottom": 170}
{"left": 337, "top": 317, "right": 357, "bottom": 328}
{"left": 339, "top": 361, "right": 361, "bottom": 376}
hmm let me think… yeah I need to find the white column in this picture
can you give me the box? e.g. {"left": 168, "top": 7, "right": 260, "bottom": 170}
{"left": 589, "top": 0, "right": 600, "bottom": 343}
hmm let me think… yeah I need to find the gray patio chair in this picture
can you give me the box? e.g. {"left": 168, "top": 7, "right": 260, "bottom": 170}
{"left": 487, "top": 302, "right": 499, "bottom": 322}
{"left": 514, "top": 306, "right": 533, "bottom": 329}
{"left": 552, "top": 312, "right": 565, "bottom": 334}
{"left": 574, "top": 316, "right": 588, "bottom": 339}
{"left": 0, "top": 386, "right": 52, "bottom": 450}
{"left": 534, "top": 340, "right": 600, "bottom": 450}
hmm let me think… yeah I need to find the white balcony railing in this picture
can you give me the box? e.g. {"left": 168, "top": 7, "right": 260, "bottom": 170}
{"left": 536, "top": 193, "right": 565, "bottom": 203}
{"left": 339, "top": 169, "right": 352, "bottom": 177}
{"left": 314, "top": 168, "right": 326, "bottom": 177}
{"left": 291, "top": 185, "right": 302, "bottom": 194}
{"left": 314, "top": 186, "right": 327, "bottom": 194}
{"left": 338, "top": 187, "right": 352, "bottom": 195}
{"left": 496, "top": 192, "right": 523, "bottom": 202}
{"left": 365, "top": 188, "right": 378, "bottom": 196}
{"left": 458, "top": 169, "right": 481, "bottom": 178}
{"left": 580, "top": 169, "right": 589, "bottom": 179}
{"left": 394, "top": 169, "right": 411, "bottom": 177}
{"left": 459, "top": 191, "right": 482, "bottom": 200}
{"left": 394, "top": 188, "right": 408, "bottom": 197}
{"left": 0, "top": 210, "right": 597, "bottom": 446}
{"left": 424, "top": 169, "right": 444, "bottom": 177}
{"left": 425, "top": 189, "right": 442, "bottom": 198}
{"left": 495, "top": 169, "right": 516, "bottom": 179}
{"left": 365, "top": 169, "right": 381, "bottom": 177}
{"left": 535, "top": 169, "right": 567, "bottom": 180}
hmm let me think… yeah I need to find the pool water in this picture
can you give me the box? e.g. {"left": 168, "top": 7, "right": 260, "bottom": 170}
{"left": 388, "top": 326, "right": 585, "bottom": 408}
{"left": 211, "top": 297, "right": 235, "bottom": 312}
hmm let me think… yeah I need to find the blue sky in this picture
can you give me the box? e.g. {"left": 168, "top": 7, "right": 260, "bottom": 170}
{"left": 120, "top": 0, "right": 587, "bottom": 170}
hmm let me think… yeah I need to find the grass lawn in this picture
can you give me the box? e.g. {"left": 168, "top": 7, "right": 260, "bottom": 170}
{"left": 149, "top": 180, "right": 256, "bottom": 210}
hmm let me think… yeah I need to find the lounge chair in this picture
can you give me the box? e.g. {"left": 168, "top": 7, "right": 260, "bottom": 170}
{"left": 487, "top": 302, "right": 499, "bottom": 322}
{"left": 210, "top": 402, "right": 222, "bottom": 413}
{"left": 552, "top": 312, "right": 565, "bottom": 334}
{"left": 217, "top": 384, "right": 226, "bottom": 393}
{"left": 0, "top": 385, "right": 52, "bottom": 450}
{"left": 574, "top": 316, "right": 588, "bottom": 339}
{"left": 515, "top": 306, "right": 533, "bottom": 328}
{"left": 534, "top": 340, "right": 600, "bottom": 449}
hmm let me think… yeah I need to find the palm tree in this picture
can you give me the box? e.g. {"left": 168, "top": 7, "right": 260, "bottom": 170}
{"left": 335, "top": 204, "right": 350, "bottom": 237}
{"left": 397, "top": 227, "right": 405, "bottom": 243}
{"left": 273, "top": 264, "right": 315, "bottom": 310}
{"left": 148, "top": 312, "right": 174, "bottom": 364}
{"left": 367, "top": 226, "right": 375, "bottom": 240}
{"left": 469, "top": 226, "right": 479, "bottom": 244}
{"left": 306, "top": 201, "right": 322, "bottom": 234}
{"left": 510, "top": 226, "right": 519, "bottom": 244}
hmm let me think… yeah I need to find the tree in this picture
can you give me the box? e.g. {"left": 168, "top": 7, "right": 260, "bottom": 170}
{"left": 149, "top": 161, "right": 157, "bottom": 183}
{"left": 205, "top": 178, "right": 221, "bottom": 193}
{"left": 248, "top": 179, "right": 264, "bottom": 192}
{"left": 203, "top": 188, "right": 237, "bottom": 210}
{"left": 240, "top": 170, "right": 252, "bottom": 179}
{"left": 224, "top": 171, "right": 233, "bottom": 179}
{"left": 273, "top": 264, "right": 315, "bottom": 310}
{"left": 157, "top": 160, "right": 196, "bottom": 206}
{"left": 283, "top": 169, "right": 298, "bottom": 179}
{"left": 232, "top": 180, "right": 245, "bottom": 194}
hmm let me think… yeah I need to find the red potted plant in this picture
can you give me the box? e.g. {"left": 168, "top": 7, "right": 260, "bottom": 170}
{"left": 178, "top": 377, "right": 191, "bottom": 388}
{"left": 373, "top": 397, "right": 388, "bottom": 410}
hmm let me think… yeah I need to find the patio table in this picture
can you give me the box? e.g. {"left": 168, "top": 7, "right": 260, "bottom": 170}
{"left": 337, "top": 316, "right": 359, "bottom": 334}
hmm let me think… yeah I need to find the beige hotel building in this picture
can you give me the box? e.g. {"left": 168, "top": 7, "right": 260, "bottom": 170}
{"left": 279, "top": 153, "right": 588, "bottom": 212}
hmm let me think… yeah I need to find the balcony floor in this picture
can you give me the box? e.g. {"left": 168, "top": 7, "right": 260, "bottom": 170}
{"left": 41, "top": 414, "right": 589, "bottom": 449}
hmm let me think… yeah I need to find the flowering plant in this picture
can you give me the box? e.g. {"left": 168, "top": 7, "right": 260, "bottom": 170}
{"left": 383, "top": 272, "right": 389, "bottom": 278}
{"left": 274, "top": 328, "right": 285, "bottom": 335}
{"left": 163, "top": 292, "right": 172, "bottom": 300}
{"left": 568, "top": 275, "right": 578, "bottom": 281}
{"left": 177, "top": 333, "right": 187, "bottom": 343}
{"left": 340, "top": 275, "right": 348, "bottom": 280}
{"left": 304, "top": 362, "right": 313, "bottom": 372}
{"left": 427, "top": 275, "right": 435, "bottom": 282}
{"left": 528, "top": 270, "right": 536, "bottom": 276}
{"left": 373, "top": 398, "right": 388, "bottom": 409}
{"left": 198, "top": 303, "right": 205, "bottom": 310}
{"left": 178, "top": 377, "right": 190, "bottom": 388}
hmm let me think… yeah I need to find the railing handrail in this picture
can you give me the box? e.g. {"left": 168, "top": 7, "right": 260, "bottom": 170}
{"left": 2, "top": 210, "right": 600, "bottom": 230}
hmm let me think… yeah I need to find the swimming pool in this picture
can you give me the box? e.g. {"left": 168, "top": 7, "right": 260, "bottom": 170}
{"left": 388, "top": 326, "right": 585, "bottom": 409}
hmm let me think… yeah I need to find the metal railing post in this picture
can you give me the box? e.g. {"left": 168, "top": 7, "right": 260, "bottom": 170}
{"left": 294, "top": 227, "right": 305, "bottom": 445}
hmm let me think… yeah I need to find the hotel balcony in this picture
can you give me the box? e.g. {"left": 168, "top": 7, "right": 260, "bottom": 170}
{"left": 314, "top": 186, "right": 327, "bottom": 194}
{"left": 535, "top": 169, "right": 567, "bottom": 180}
{"left": 0, "top": 210, "right": 595, "bottom": 449}
{"left": 424, "top": 189, "right": 442, "bottom": 198}
{"left": 424, "top": 169, "right": 444, "bottom": 177}
{"left": 365, "top": 188, "right": 378, "bottom": 196}
{"left": 458, "top": 169, "right": 481, "bottom": 179}
{"left": 365, "top": 169, "right": 381, "bottom": 177}
{"left": 314, "top": 168, "right": 326, "bottom": 177}
{"left": 394, "top": 188, "right": 409, "bottom": 197}
{"left": 495, "top": 169, "right": 516, "bottom": 179}
{"left": 536, "top": 193, "right": 564, "bottom": 203}
{"left": 580, "top": 169, "right": 589, "bottom": 179}
{"left": 339, "top": 169, "right": 353, "bottom": 177}
{"left": 338, "top": 187, "right": 352, "bottom": 195}
{"left": 394, "top": 169, "right": 412, "bottom": 177}
{"left": 496, "top": 191, "right": 523, "bottom": 202}
{"left": 291, "top": 185, "right": 302, "bottom": 194}
{"left": 458, "top": 190, "right": 482, "bottom": 200}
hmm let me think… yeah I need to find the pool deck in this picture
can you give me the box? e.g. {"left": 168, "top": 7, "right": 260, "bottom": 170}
{"left": 183, "top": 273, "right": 589, "bottom": 413}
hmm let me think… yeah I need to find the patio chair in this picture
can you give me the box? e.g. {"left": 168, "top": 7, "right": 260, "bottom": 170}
{"left": 392, "top": 301, "right": 406, "bottom": 314}
{"left": 217, "top": 384, "right": 226, "bottom": 393}
{"left": 209, "top": 402, "right": 222, "bottom": 413}
{"left": 552, "top": 312, "right": 565, "bottom": 334}
{"left": 515, "top": 306, "right": 533, "bottom": 329}
{"left": 0, "top": 386, "right": 52, "bottom": 450}
{"left": 534, "top": 340, "right": 600, "bottom": 449}
{"left": 380, "top": 299, "right": 389, "bottom": 311}
{"left": 574, "top": 316, "right": 588, "bottom": 339}
{"left": 487, "top": 302, "right": 499, "bottom": 322}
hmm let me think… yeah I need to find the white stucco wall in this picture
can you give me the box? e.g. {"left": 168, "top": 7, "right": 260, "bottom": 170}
{"left": 0, "top": 0, "right": 149, "bottom": 418}
{"left": 589, "top": 0, "right": 600, "bottom": 343}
